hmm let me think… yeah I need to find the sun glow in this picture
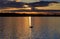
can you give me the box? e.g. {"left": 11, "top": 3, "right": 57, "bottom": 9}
{"left": 16, "top": 0, "right": 20, "bottom": 2}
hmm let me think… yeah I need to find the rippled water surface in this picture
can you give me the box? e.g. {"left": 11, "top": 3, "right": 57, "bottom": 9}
{"left": 0, "top": 17, "right": 60, "bottom": 39}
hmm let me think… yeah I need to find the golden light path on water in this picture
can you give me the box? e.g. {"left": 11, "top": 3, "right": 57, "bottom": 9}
{"left": 29, "top": 17, "right": 31, "bottom": 26}
{"left": 13, "top": 17, "right": 32, "bottom": 39}
{"left": 23, "top": 17, "right": 32, "bottom": 39}
{"left": 28, "top": 17, "right": 32, "bottom": 39}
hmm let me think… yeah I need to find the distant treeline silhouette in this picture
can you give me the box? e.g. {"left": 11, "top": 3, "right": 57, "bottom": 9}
{"left": 0, "top": 1, "right": 59, "bottom": 8}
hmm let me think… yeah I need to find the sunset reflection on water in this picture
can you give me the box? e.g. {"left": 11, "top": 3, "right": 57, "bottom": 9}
{"left": 0, "top": 17, "right": 60, "bottom": 39}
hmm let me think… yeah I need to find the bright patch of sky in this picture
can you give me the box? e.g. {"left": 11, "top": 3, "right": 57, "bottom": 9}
{"left": 20, "top": 0, "right": 40, "bottom": 3}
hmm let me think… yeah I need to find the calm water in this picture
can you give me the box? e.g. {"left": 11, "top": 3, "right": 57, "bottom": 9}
{"left": 0, "top": 17, "right": 60, "bottom": 39}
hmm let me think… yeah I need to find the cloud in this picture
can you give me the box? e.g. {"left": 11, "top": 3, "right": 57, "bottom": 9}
{"left": 21, "top": 0, "right": 40, "bottom": 3}
{"left": 21, "top": 0, "right": 60, "bottom": 3}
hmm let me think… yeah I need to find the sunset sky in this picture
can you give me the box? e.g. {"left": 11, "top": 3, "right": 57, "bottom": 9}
{"left": 9, "top": 0, "right": 60, "bottom": 3}
{"left": 20, "top": 0, "right": 60, "bottom": 3}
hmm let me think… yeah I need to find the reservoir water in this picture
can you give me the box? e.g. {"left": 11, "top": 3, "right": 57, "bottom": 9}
{"left": 0, "top": 17, "right": 60, "bottom": 39}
